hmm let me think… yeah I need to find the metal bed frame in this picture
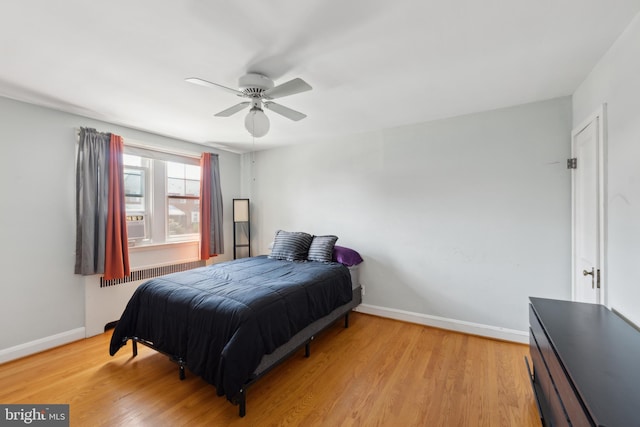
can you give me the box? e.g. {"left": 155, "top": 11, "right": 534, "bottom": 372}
{"left": 125, "top": 285, "right": 362, "bottom": 417}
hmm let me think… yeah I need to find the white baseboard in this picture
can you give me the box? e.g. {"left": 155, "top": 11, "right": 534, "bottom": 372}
{"left": 354, "top": 304, "right": 528, "bottom": 344}
{"left": 0, "top": 327, "right": 86, "bottom": 365}
{"left": 0, "top": 307, "right": 527, "bottom": 365}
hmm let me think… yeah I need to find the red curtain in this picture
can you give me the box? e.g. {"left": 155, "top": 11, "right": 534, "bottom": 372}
{"left": 104, "top": 134, "right": 130, "bottom": 280}
{"left": 200, "top": 153, "right": 213, "bottom": 260}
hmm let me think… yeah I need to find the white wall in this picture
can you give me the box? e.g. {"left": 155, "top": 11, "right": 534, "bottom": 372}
{"left": 573, "top": 12, "right": 640, "bottom": 326}
{"left": 6, "top": 10, "right": 637, "bottom": 354}
{"left": 246, "top": 97, "right": 572, "bottom": 337}
{"left": 0, "top": 96, "right": 241, "bottom": 359}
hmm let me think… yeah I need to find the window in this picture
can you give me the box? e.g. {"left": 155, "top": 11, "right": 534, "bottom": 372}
{"left": 123, "top": 154, "right": 151, "bottom": 241}
{"left": 167, "top": 161, "right": 200, "bottom": 240}
{"left": 123, "top": 147, "right": 200, "bottom": 246}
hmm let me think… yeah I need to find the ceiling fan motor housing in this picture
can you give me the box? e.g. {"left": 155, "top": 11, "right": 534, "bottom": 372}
{"left": 238, "top": 73, "right": 274, "bottom": 96}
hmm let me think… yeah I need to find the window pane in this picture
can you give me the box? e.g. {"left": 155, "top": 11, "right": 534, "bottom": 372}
{"left": 168, "top": 197, "right": 200, "bottom": 238}
{"left": 124, "top": 166, "right": 147, "bottom": 222}
{"left": 167, "top": 177, "right": 185, "bottom": 195}
{"left": 167, "top": 161, "right": 184, "bottom": 179}
{"left": 186, "top": 164, "right": 200, "bottom": 180}
{"left": 124, "top": 169, "right": 144, "bottom": 197}
{"left": 125, "top": 196, "right": 145, "bottom": 212}
{"left": 185, "top": 180, "right": 199, "bottom": 196}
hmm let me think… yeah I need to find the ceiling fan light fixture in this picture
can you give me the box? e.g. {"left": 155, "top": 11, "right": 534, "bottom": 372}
{"left": 186, "top": 73, "right": 311, "bottom": 136}
{"left": 245, "top": 107, "right": 270, "bottom": 138}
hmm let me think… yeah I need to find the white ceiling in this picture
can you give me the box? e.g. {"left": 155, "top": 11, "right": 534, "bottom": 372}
{"left": 1, "top": 1, "right": 639, "bottom": 152}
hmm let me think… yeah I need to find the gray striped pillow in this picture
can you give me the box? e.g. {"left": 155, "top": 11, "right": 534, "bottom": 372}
{"left": 307, "top": 235, "right": 338, "bottom": 262}
{"left": 268, "top": 230, "right": 313, "bottom": 261}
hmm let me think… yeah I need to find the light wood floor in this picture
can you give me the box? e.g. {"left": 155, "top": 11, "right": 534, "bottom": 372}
{"left": 0, "top": 313, "right": 540, "bottom": 426}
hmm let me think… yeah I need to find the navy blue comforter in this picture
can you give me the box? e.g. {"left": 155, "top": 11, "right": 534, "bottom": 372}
{"left": 109, "top": 256, "right": 352, "bottom": 400}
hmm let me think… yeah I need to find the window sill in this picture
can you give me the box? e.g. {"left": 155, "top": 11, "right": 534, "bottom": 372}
{"left": 128, "top": 240, "right": 200, "bottom": 271}
{"left": 128, "top": 240, "right": 199, "bottom": 251}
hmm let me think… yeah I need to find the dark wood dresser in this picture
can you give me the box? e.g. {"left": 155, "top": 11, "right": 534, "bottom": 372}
{"left": 527, "top": 297, "right": 640, "bottom": 427}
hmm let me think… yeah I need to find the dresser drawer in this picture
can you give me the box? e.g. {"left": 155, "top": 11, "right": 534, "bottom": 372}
{"left": 530, "top": 304, "right": 553, "bottom": 361}
{"left": 544, "top": 349, "right": 591, "bottom": 426}
{"left": 530, "top": 331, "right": 570, "bottom": 427}
{"left": 530, "top": 305, "right": 591, "bottom": 426}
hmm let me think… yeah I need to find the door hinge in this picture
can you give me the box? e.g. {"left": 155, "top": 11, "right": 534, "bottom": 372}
{"left": 567, "top": 158, "right": 577, "bottom": 169}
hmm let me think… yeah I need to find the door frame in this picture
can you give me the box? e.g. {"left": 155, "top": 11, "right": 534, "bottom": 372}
{"left": 571, "top": 104, "right": 607, "bottom": 305}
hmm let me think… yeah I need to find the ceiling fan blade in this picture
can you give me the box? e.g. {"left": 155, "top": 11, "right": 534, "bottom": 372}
{"left": 262, "top": 78, "right": 312, "bottom": 100}
{"left": 185, "top": 77, "right": 244, "bottom": 97}
{"left": 214, "top": 102, "right": 251, "bottom": 117}
{"left": 264, "top": 101, "right": 307, "bottom": 121}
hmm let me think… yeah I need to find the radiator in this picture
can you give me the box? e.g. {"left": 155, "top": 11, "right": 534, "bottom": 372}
{"left": 100, "top": 260, "right": 206, "bottom": 287}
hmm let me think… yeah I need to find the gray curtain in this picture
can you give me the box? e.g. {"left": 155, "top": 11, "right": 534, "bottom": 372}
{"left": 208, "top": 153, "right": 224, "bottom": 255}
{"left": 75, "top": 127, "right": 110, "bottom": 275}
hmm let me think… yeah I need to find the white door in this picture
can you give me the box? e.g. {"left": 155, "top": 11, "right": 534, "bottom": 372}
{"left": 571, "top": 106, "right": 606, "bottom": 304}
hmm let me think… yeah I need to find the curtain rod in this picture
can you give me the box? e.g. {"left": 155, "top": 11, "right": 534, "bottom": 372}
{"left": 74, "top": 127, "right": 201, "bottom": 160}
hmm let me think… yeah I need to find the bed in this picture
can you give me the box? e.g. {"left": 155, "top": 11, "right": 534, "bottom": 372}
{"left": 109, "top": 239, "right": 363, "bottom": 417}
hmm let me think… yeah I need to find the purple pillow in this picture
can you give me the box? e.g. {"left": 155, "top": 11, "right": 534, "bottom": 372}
{"left": 332, "top": 246, "right": 363, "bottom": 266}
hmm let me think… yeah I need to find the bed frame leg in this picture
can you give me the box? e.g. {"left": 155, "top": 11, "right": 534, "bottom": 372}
{"left": 132, "top": 339, "right": 138, "bottom": 357}
{"left": 169, "top": 355, "right": 187, "bottom": 380}
{"left": 238, "top": 388, "right": 246, "bottom": 417}
{"left": 175, "top": 358, "right": 186, "bottom": 380}
{"left": 344, "top": 312, "right": 350, "bottom": 328}
{"left": 305, "top": 342, "right": 311, "bottom": 358}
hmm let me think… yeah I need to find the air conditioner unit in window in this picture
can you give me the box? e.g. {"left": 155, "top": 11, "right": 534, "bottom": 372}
{"left": 126, "top": 215, "right": 146, "bottom": 240}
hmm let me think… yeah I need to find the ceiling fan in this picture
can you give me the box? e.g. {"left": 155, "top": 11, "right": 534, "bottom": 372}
{"left": 186, "top": 73, "right": 312, "bottom": 138}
